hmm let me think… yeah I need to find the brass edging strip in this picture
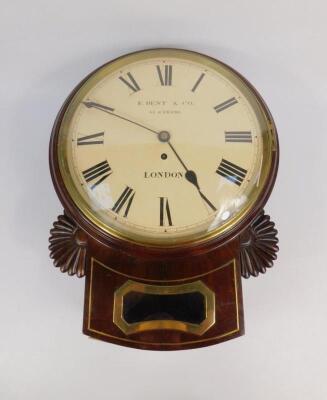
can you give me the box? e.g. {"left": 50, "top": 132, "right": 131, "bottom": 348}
{"left": 112, "top": 280, "right": 215, "bottom": 336}
{"left": 91, "top": 257, "right": 234, "bottom": 283}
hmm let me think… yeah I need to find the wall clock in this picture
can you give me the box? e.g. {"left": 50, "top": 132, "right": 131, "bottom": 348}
{"left": 49, "top": 48, "right": 279, "bottom": 350}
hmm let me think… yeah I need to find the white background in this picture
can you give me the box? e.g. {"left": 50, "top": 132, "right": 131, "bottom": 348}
{"left": 1, "top": 1, "right": 326, "bottom": 399}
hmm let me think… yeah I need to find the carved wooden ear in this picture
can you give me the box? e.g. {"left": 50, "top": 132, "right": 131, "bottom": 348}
{"left": 240, "top": 210, "right": 279, "bottom": 279}
{"left": 49, "top": 212, "right": 88, "bottom": 278}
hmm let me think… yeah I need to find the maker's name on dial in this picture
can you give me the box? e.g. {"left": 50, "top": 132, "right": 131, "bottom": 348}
{"left": 137, "top": 100, "right": 194, "bottom": 115}
{"left": 137, "top": 100, "right": 194, "bottom": 106}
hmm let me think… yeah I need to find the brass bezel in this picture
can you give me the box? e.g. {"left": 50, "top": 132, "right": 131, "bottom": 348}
{"left": 55, "top": 48, "right": 278, "bottom": 247}
{"left": 113, "top": 279, "right": 215, "bottom": 336}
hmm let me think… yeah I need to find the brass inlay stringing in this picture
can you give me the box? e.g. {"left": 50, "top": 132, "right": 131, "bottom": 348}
{"left": 87, "top": 258, "right": 240, "bottom": 346}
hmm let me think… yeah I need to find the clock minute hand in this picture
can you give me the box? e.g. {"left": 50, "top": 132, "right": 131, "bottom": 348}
{"left": 84, "top": 101, "right": 115, "bottom": 113}
{"left": 83, "top": 101, "right": 159, "bottom": 136}
{"left": 168, "top": 142, "right": 217, "bottom": 212}
{"left": 83, "top": 101, "right": 216, "bottom": 212}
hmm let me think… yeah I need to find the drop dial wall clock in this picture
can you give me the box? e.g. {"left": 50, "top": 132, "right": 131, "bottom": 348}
{"left": 49, "top": 48, "right": 279, "bottom": 350}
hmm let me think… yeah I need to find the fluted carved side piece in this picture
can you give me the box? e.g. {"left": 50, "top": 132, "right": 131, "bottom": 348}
{"left": 240, "top": 210, "right": 279, "bottom": 278}
{"left": 49, "top": 212, "right": 88, "bottom": 277}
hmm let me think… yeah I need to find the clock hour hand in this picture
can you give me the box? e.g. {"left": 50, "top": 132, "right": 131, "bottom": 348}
{"left": 168, "top": 142, "right": 217, "bottom": 212}
{"left": 185, "top": 170, "right": 217, "bottom": 212}
{"left": 83, "top": 101, "right": 216, "bottom": 212}
{"left": 83, "top": 101, "right": 158, "bottom": 136}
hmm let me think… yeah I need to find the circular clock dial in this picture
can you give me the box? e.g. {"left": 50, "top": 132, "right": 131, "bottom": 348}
{"left": 57, "top": 49, "right": 277, "bottom": 246}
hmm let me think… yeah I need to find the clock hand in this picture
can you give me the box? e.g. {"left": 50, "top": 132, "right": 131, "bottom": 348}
{"left": 84, "top": 100, "right": 216, "bottom": 212}
{"left": 185, "top": 170, "right": 217, "bottom": 212}
{"left": 83, "top": 101, "right": 158, "bottom": 136}
{"left": 167, "top": 141, "right": 188, "bottom": 171}
{"left": 168, "top": 142, "right": 217, "bottom": 212}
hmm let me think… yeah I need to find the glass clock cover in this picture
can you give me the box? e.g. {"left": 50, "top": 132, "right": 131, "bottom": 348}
{"left": 56, "top": 49, "right": 277, "bottom": 246}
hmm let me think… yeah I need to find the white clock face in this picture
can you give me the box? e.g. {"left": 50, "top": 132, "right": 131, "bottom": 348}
{"left": 58, "top": 49, "right": 276, "bottom": 246}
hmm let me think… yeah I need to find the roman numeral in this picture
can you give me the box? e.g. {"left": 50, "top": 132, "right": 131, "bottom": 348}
{"left": 119, "top": 72, "right": 141, "bottom": 93}
{"left": 216, "top": 159, "right": 247, "bottom": 186}
{"left": 112, "top": 186, "right": 135, "bottom": 217}
{"left": 156, "top": 65, "right": 172, "bottom": 86}
{"left": 214, "top": 97, "right": 238, "bottom": 113}
{"left": 82, "top": 160, "right": 112, "bottom": 189}
{"left": 225, "top": 131, "right": 252, "bottom": 143}
{"left": 159, "top": 197, "right": 173, "bottom": 226}
{"left": 77, "top": 132, "right": 104, "bottom": 145}
{"left": 191, "top": 73, "right": 205, "bottom": 92}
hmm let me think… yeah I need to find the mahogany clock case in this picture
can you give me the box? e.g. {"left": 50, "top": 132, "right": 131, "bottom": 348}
{"left": 49, "top": 48, "right": 279, "bottom": 350}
